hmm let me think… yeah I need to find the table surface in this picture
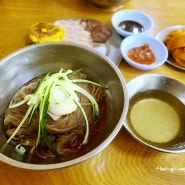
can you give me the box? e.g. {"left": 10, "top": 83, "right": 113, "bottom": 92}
{"left": 0, "top": 0, "right": 185, "bottom": 184}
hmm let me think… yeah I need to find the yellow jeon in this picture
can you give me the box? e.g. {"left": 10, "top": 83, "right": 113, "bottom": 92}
{"left": 29, "top": 22, "right": 65, "bottom": 43}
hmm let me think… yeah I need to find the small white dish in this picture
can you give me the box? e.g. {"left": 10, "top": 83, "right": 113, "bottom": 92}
{"left": 156, "top": 25, "right": 185, "bottom": 71}
{"left": 111, "top": 9, "right": 153, "bottom": 37}
{"left": 120, "top": 35, "right": 168, "bottom": 70}
{"left": 155, "top": 25, "right": 185, "bottom": 42}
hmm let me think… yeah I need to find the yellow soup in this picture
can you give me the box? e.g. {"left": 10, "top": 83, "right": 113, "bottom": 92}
{"left": 128, "top": 90, "right": 185, "bottom": 144}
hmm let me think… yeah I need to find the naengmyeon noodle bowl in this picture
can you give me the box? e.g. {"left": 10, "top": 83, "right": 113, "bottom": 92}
{"left": 0, "top": 42, "right": 128, "bottom": 170}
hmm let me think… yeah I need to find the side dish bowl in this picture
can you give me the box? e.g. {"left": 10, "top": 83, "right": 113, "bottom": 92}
{"left": 0, "top": 42, "right": 129, "bottom": 170}
{"left": 112, "top": 9, "right": 153, "bottom": 37}
{"left": 125, "top": 74, "right": 185, "bottom": 153}
{"left": 120, "top": 35, "right": 168, "bottom": 70}
{"left": 155, "top": 25, "right": 185, "bottom": 42}
{"left": 156, "top": 25, "right": 185, "bottom": 71}
{"left": 85, "top": 0, "right": 130, "bottom": 9}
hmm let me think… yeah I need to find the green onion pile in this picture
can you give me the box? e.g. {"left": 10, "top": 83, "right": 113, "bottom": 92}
{"left": 6, "top": 68, "right": 103, "bottom": 153}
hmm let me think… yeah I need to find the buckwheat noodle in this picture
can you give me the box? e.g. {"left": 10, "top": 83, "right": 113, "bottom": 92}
{"left": 4, "top": 73, "right": 106, "bottom": 158}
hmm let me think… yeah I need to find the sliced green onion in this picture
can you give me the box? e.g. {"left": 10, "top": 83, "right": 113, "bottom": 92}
{"left": 5, "top": 68, "right": 103, "bottom": 153}
{"left": 15, "top": 144, "right": 26, "bottom": 155}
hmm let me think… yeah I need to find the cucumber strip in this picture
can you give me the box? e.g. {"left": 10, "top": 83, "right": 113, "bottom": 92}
{"left": 5, "top": 68, "right": 103, "bottom": 152}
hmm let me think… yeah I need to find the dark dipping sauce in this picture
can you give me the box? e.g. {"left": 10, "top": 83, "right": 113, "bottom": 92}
{"left": 118, "top": 20, "right": 144, "bottom": 34}
{"left": 127, "top": 44, "right": 156, "bottom": 65}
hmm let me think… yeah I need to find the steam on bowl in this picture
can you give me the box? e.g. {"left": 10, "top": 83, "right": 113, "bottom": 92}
{"left": 0, "top": 42, "right": 128, "bottom": 170}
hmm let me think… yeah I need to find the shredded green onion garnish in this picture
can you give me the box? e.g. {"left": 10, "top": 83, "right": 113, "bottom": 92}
{"left": 15, "top": 144, "right": 26, "bottom": 155}
{"left": 7, "top": 68, "right": 103, "bottom": 152}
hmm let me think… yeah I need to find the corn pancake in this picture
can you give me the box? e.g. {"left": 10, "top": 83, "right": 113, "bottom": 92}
{"left": 29, "top": 22, "right": 65, "bottom": 43}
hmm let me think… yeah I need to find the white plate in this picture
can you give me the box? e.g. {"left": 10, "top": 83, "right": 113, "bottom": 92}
{"left": 54, "top": 19, "right": 122, "bottom": 66}
{"left": 156, "top": 25, "right": 185, "bottom": 70}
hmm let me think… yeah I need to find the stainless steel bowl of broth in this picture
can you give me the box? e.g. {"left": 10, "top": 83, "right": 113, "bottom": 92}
{"left": 85, "top": 0, "right": 130, "bottom": 10}
{"left": 125, "top": 74, "right": 185, "bottom": 153}
{"left": 0, "top": 42, "right": 129, "bottom": 169}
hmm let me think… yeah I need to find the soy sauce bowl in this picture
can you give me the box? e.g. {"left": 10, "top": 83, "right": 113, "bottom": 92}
{"left": 112, "top": 9, "right": 153, "bottom": 37}
{"left": 120, "top": 35, "right": 168, "bottom": 70}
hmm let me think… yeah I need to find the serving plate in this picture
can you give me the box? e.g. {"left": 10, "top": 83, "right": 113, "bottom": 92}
{"left": 156, "top": 25, "right": 185, "bottom": 70}
{"left": 54, "top": 18, "right": 122, "bottom": 66}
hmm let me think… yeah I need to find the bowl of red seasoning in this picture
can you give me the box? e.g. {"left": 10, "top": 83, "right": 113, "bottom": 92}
{"left": 120, "top": 35, "right": 168, "bottom": 70}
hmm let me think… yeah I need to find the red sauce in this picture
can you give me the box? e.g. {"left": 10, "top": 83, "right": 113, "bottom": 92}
{"left": 127, "top": 44, "right": 155, "bottom": 65}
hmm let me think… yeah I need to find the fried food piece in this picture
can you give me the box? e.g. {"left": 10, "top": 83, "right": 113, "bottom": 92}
{"left": 29, "top": 22, "right": 65, "bottom": 43}
{"left": 165, "top": 28, "right": 185, "bottom": 50}
{"left": 172, "top": 48, "right": 185, "bottom": 67}
{"left": 164, "top": 28, "right": 185, "bottom": 67}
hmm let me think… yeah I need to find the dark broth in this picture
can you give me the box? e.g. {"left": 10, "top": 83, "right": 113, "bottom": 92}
{"left": 1, "top": 74, "right": 108, "bottom": 164}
